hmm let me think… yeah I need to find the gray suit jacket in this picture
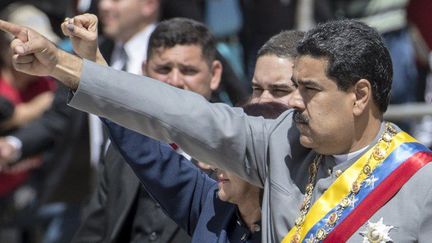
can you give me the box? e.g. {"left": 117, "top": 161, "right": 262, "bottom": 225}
{"left": 69, "top": 60, "right": 432, "bottom": 242}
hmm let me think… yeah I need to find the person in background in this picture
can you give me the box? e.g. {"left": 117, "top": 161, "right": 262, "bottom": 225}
{"left": 68, "top": 16, "right": 226, "bottom": 243}
{"left": 249, "top": 30, "right": 304, "bottom": 104}
{"left": 0, "top": 4, "right": 91, "bottom": 243}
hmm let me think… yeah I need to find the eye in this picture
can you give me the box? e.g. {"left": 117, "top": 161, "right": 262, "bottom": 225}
{"left": 305, "top": 86, "right": 317, "bottom": 91}
{"left": 272, "top": 89, "right": 290, "bottom": 97}
{"left": 181, "top": 67, "right": 199, "bottom": 75}
{"left": 155, "top": 66, "right": 171, "bottom": 74}
{"left": 252, "top": 87, "right": 263, "bottom": 95}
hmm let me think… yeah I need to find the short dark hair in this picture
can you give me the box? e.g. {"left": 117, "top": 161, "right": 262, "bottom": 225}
{"left": 242, "top": 102, "right": 289, "bottom": 119}
{"left": 147, "top": 18, "right": 216, "bottom": 65}
{"left": 257, "top": 30, "right": 305, "bottom": 59}
{"left": 297, "top": 19, "right": 393, "bottom": 112}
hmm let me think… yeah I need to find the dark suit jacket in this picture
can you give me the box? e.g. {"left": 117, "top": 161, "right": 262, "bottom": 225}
{"left": 72, "top": 142, "right": 190, "bottom": 243}
{"left": 71, "top": 37, "right": 190, "bottom": 243}
{"left": 12, "top": 82, "right": 91, "bottom": 204}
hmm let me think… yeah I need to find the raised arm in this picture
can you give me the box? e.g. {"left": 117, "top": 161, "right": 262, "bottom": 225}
{"left": 102, "top": 118, "right": 216, "bottom": 234}
{"left": 0, "top": 18, "right": 282, "bottom": 186}
{"left": 72, "top": 62, "right": 280, "bottom": 186}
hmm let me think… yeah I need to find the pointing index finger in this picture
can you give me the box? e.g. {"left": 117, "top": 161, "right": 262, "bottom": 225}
{"left": 0, "top": 19, "right": 28, "bottom": 41}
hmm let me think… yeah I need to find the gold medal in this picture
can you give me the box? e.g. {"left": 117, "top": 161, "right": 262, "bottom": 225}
{"left": 316, "top": 228, "right": 327, "bottom": 240}
{"left": 327, "top": 212, "right": 339, "bottom": 225}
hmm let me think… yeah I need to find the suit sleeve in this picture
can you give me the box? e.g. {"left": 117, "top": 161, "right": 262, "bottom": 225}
{"left": 102, "top": 118, "right": 215, "bottom": 234}
{"left": 69, "top": 60, "right": 292, "bottom": 187}
{"left": 13, "top": 82, "right": 78, "bottom": 158}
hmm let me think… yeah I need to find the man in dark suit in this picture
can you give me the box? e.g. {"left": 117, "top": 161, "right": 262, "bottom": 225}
{"left": 69, "top": 16, "right": 226, "bottom": 242}
{"left": 68, "top": 1, "right": 191, "bottom": 242}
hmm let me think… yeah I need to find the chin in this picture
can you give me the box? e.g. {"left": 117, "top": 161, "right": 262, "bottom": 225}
{"left": 299, "top": 135, "right": 315, "bottom": 148}
{"left": 217, "top": 191, "right": 228, "bottom": 202}
{"left": 102, "top": 28, "right": 117, "bottom": 39}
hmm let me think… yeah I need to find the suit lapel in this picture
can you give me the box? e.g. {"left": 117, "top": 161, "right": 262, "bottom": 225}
{"left": 108, "top": 146, "right": 141, "bottom": 240}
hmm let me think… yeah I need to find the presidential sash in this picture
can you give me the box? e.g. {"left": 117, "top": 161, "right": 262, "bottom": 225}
{"left": 282, "top": 131, "right": 432, "bottom": 243}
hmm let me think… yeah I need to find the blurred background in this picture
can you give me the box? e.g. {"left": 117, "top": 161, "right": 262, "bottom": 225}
{"left": 0, "top": 0, "right": 431, "bottom": 242}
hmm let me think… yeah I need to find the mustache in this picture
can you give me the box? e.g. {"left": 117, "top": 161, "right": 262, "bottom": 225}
{"left": 293, "top": 111, "right": 309, "bottom": 124}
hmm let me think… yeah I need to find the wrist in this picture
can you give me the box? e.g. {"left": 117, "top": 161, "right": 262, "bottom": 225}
{"left": 52, "top": 49, "right": 83, "bottom": 90}
{"left": 96, "top": 49, "right": 108, "bottom": 66}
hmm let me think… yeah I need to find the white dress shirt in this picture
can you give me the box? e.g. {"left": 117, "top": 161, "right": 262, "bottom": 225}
{"left": 89, "top": 23, "right": 157, "bottom": 166}
{"left": 110, "top": 23, "right": 157, "bottom": 74}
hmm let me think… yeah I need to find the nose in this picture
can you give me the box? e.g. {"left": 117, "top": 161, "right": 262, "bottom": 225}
{"left": 287, "top": 88, "right": 305, "bottom": 110}
{"left": 256, "top": 90, "right": 274, "bottom": 103}
{"left": 166, "top": 69, "right": 184, "bottom": 89}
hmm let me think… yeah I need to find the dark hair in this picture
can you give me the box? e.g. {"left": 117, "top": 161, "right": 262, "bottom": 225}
{"left": 242, "top": 102, "right": 289, "bottom": 119}
{"left": 297, "top": 19, "right": 393, "bottom": 112}
{"left": 257, "top": 30, "right": 305, "bottom": 59}
{"left": 147, "top": 18, "right": 216, "bottom": 65}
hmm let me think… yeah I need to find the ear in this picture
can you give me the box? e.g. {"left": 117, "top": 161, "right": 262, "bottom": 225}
{"left": 209, "top": 60, "right": 222, "bottom": 91}
{"left": 141, "top": 60, "right": 148, "bottom": 75}
{"left": 352, "top": 79, "right": 371, "bottom": 116}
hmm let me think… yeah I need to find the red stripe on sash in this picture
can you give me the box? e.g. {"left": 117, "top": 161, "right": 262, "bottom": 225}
{"left": 324, "top": 151, "right": 432, "bottom": 242}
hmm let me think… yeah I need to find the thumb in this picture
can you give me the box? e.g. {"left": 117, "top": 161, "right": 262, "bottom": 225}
{"left": 10, "top": 32, "right": 54, "bottom": 57}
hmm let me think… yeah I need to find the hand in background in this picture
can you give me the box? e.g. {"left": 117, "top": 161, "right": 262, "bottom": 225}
{"left": 61, "top": 14, "right": 107, "bottom": 65}
{"left": 0, "top": 138, "right": 19, "bottom": 169}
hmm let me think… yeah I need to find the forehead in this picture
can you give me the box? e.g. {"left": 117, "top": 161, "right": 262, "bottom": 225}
{"left": 293, "top": 55, "right": 342, "bottom": 90}
{"left": 148, "top": 44, "right": 206, "bottom": 63}
{"left": 253, "top": 55, "right": 294, "bottom": 85}
{"left": 100, "top": 0, "right": 142, "bottom": 6}
{"left": 293, "top": 56, "right": 329, "bottom": 80}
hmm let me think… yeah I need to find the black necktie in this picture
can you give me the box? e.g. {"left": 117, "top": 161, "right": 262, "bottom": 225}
{"left": 119, "top": 45, "right": 128, "bottom": 71}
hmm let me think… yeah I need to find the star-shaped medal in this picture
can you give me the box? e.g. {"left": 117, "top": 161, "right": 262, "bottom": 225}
{"left": 360, "top": 217, "right": 394, "bottom": 243}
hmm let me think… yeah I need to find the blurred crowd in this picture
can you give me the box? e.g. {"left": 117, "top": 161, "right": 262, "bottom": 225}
{"left": 0, "top": 0, "right": 431, "bottom": 242}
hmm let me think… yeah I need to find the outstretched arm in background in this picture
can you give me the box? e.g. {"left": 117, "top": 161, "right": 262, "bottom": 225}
{"left": 102, "top": 118, "right": 216, "bottom": 234}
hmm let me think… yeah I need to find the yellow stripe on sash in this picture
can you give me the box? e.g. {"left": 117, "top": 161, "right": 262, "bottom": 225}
{"left": 282, "top": 131, "right": 416, "bottom": 243}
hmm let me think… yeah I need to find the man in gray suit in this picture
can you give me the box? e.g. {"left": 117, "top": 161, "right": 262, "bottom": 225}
{"left": 2, "top": 18, "right": 432, "bottom": 242}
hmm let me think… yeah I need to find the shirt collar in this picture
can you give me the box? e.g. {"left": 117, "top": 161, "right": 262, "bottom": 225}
{"left": 116, "top": 22, "right": 157, "bottom": 74}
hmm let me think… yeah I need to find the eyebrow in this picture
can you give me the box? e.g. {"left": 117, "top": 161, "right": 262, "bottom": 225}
{"left": 178, "top": 64, "right": 199, "bottom": 69}
{"left": 297, "top": 79, "right": 323, "bottom": 89}
{"left": 153, "top": 61, "right": 172, "bottom": 67}
{"left": 251, "top": 81, "right": 262, "bottom": 87}
{"left": 269, "top": 83, "right": 295, "bottom": 89}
